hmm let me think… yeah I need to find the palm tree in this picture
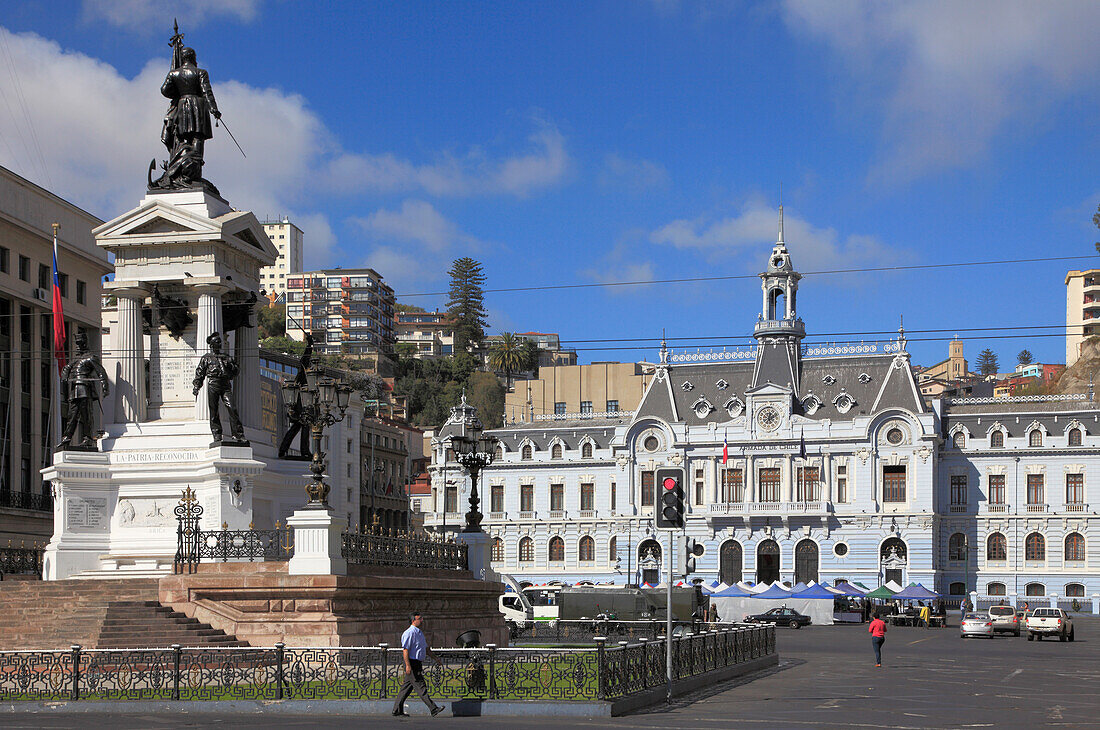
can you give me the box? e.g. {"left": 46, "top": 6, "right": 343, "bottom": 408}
{"left": 489, "top": 333, "right": 526, "bottom": 387}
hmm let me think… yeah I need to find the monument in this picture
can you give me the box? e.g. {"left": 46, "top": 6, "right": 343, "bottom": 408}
{"left": 41, "top": 24, "right": 288, "bottom": 579}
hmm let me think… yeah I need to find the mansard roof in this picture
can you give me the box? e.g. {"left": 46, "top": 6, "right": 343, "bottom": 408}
{"left": 486, "top": 417, "right": 622, "bottom": 450}
{"left": 635, "top": 352, "right": 923, "bottom": 425}
{"left": 940, "top": 397, "right": 1100, "bottom": 435}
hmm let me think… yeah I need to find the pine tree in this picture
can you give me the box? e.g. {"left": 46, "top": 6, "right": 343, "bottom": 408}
{"left": 446, "top": 258, "right": 489, "bottom": 352}
{"left": 977, "top": 348, "right": 1000, "bottom": 376}
{"left": 1017, "top": 349, "right": 1034, "bottom": 366}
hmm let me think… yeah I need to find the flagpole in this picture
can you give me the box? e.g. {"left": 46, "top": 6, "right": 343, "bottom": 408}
{"left": 50, "top": 223, "right": 63, "bottom": 458}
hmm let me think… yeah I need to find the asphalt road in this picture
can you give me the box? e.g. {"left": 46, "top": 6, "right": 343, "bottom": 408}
{"left": 11, "top": 617, "right": 1100, "bottom": 729}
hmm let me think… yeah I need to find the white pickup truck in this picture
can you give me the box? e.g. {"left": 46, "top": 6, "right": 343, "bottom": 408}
{"left": 1025, "top": 607, "right": 1075, "bottom": 642}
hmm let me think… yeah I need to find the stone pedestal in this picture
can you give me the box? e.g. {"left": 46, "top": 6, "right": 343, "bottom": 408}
{"left": 456, "top": 531, "right": 495, "bottom": 581}
{"left": 287, "top": 508, "right": 348, "bottom": 576}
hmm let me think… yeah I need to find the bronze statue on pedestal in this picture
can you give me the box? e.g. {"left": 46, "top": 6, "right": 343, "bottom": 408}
{"left": 193, "top": 331, "right": 247, "bottom": 445}
{"left": 57, "top": 331, "right": 109, "bottom": 452}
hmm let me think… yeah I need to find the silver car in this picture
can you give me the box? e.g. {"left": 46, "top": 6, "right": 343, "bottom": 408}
{"left": 960, "top": 613, "right": 994, "bottom": 639}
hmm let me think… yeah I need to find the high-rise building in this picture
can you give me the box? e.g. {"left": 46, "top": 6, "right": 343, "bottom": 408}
{"left": 0, "top": 165, "right": 112, "bottom": 544}
{"left": 395, "top": 310, "right": 455, "bottom": 359}
{"left": 1065, "top": 268, "right": 1100, "bottom": 366}
{"left": 285, "top": 268, "right": 395, "bottom": 356}
{"left": 259, "top": 218, "right": 303, "bottom": 301}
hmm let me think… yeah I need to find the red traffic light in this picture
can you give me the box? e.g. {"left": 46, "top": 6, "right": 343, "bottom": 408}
{"left": 663, "top": 477, "right": 678, "bottom": 491}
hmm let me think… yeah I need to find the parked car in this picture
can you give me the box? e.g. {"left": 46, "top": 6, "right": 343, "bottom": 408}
{"left": 960, "top": 613, "right": 994, "bottom": 639}
{"left": 742, "top": 606, "right": 811, "bottom": 629}
{"left": 988, "top": 605, "right": 1021, "bottom": 636}
{"left": 1026, "top": 608, "right": 1074, "bottom": 642}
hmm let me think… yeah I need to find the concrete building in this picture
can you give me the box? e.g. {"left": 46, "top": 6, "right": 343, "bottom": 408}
{"left": 503, "top": 361, "right": 652, "bottom": 423}
{"left": 482, "top": 332, "right": 578, "bottom": 368}
{"left": 1065, "top": 269, "right": 1100, "bottom": 366}
{"left": 285, "top": 269, "right": 395, "bottom": 356}
{"left": 395, "top": 309, "right": 455, "bottom": 359}
{"left": 361, "top": 413, "right": 411, "bottom": 532}
{"left": 0, "top": 165, "right": 111, "bottom": 544}
{"left": 259, "top": 218, "right": 303, "bottom": 302}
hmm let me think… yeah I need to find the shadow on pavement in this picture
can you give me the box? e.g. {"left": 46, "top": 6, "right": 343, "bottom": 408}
{"left": 628, "top": 657, "right": 805, "bottom": 715}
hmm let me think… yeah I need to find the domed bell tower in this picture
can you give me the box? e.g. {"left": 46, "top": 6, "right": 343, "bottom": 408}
{"left": 750, "top": 206, "right": 805, "bottom": 395}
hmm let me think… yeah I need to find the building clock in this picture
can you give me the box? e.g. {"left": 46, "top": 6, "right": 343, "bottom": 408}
{"left": 756, "top": 406, "right": 782, "bottom": 432}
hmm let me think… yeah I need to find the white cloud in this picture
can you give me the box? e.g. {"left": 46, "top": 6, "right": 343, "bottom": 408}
{"left": 783, "top": 0, "right": 1100, "bottom": 183}
{"left": 82, "top": 0, "right": 261, "bottom": 31}
{"left": 649, "top": 199, "right": 904, "bottom": 273}
{"left": 351, "top": 200, "right": 481, "bottom": 253}
{"left": 581, "top": 240, "right": 656, "bottom": 295}
{"left": 323, "top": 125, "right": 569, "bottom": 198}
{"left": 599, "top": 153, "right": 669, "bottom": 193}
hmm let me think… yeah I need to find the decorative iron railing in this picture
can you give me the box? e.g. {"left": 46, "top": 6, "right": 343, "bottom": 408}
{"left": 0, "top": 543, "right": 44, "bottom": 576}
{"left": 341, "top": 530, "right": 468, "bottom": 571}
{"left": 510, "top": 619, "right": 727, "bottom": 643}
{"left": 0, "top": 489, "right": 52, "bottom": 512}
{"left": 0, "top": 626, "right": 773, "bottom": 703}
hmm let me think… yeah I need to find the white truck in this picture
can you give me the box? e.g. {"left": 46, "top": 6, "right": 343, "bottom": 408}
{"left": 1025, "top": 607, "right": 1075, "bottom": 642}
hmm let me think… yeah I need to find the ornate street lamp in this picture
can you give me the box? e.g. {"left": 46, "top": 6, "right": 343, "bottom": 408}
{"left": 281, "top": 364, "right": 353, "bottom": 509}
{"left": 448, "top": 395, "right": 498, "bottom": 533}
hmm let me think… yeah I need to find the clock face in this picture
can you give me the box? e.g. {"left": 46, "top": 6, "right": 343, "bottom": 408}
{"left": 757, "top": 406, "right": 781, "bottom": 432}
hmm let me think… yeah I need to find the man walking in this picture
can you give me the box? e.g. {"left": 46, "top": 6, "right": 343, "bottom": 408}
{"left": 392, "top": 612, "right": 446, "bottom": 717}
{"left": 869, "top": 612, "right": 887, "bottom": 667}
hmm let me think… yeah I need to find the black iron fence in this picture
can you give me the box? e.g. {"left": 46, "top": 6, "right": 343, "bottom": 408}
{"left": 342, "top": 531, "right": 468, "bottom": 571}
{"left": 0, "top": 544, "right": 44, "bottom": 577}
{"left": 0, "top": 626, "right": 773, "bottom": 703}
{"left": 0, "top": 489, "right": 52, "bottom": 512}
{"left": 511, "top": 619, "right": 727, "bottom": 643}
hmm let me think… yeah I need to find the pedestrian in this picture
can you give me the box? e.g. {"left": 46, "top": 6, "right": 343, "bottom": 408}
{"left": 392, "top": 612, "right": 446, "bottom": 717}
{"left": 869, "top": 611, "right": 887, "bottom": 667}
{"left": 918, "top": 602, "right": 931, "bottom": 628}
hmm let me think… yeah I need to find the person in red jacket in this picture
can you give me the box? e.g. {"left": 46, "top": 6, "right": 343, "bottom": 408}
{"left": 869, "top": 612, "right": 887, "bottom": 667}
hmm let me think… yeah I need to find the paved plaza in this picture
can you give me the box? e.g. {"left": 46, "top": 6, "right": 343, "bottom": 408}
{"left": 11, "top": 617, "right": 1100, "bottom": 729}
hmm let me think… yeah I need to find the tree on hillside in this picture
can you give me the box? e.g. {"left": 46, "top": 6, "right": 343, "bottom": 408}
{"left": 446, "top": 258, "right": 489, "bottom": 352}
{"left": 1017, "top": 349, "right": 1034, "bottom": 366}
{"left": 489, "top": 332, "right": 526, "bottom": 386}
{"left": 520, "top": 339, "right": 540, "bottom": 376}
{"left": 395, "top": 302, "right": 428, "bottom": 313}
{"left": 258, "top": 303, "right": 286, "bottom": 339}
{"left": 977, "top": 348, "right": 1000, "bottom": 376}
{"left": 260, "top": 336, "right": 306, "bottom": 358}
{"left": 467, "top": 370, "right": 505, "bottom": 429}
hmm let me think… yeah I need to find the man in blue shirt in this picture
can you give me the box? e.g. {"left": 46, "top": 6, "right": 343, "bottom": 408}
{"left": 392, "top": 612, "right": 445, "bottom": 717}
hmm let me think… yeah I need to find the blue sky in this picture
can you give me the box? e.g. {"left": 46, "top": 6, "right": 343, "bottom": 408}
{"left": 1, "top": 1, "right": 1099, "bottom": 368}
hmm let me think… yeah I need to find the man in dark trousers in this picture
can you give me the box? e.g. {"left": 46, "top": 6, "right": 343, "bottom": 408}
{"left": 392, "top": 612, "right": 445, "bottom": 717}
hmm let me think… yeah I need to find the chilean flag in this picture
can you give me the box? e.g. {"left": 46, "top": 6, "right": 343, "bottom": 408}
{"left": 51, "top": 225, "right": 66, "bottom": 374}
{"left": 721, "top": 429, "right": 729, "bottom": 465}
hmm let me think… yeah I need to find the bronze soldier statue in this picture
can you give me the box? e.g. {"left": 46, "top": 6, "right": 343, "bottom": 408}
{"left": 193, "top": 332, "right": 246, "bottom": 444}
{"left": 278, "top": 332, "right": 314, "bottom": 458}
{"left": 57, "top": 331, "right": 110, "bottom": 451}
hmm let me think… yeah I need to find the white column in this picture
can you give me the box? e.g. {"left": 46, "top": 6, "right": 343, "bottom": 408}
{"left": 712, "top": 456, "right": 720, "bottom": 504}
{"left": 783, "top": 454, "right": 794, "bottom": 503}
{"left": 114, "top": 287, "right": 147, "bottom": 423}
{"left": 235, "top": 304, "right": 261, "bottom": 431}
{"left": 823, "top": 452, "right": 833, "bottom": 503}
{"left": 746, "top": 455, "right": 755, "bottom": 502}
{"left": 192, "top": 284, "right": 226, "bottom": 423}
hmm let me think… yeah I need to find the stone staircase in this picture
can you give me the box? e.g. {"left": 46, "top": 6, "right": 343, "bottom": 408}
{"left": 0, "top": 578, "right": 246, "bottom": 649}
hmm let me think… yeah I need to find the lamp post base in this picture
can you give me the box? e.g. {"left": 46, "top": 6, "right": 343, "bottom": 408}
{"left": 287, "top": 508, "right": 347, "bottom": 576}
{"left": 455, "top": 531, "right": 495, "bottom": 581}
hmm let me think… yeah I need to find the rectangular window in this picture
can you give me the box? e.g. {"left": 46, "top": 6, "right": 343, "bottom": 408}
{"left": 38, "top": 263, "right": 49, "bottom": 290}
{"left": 580, "top": 483, "right": 594, "bottom": 511}
{"left": 491, "top": 484, "right": 504, "bottom": 513}
{"left": 605, "top": 400, "right": 619, "bottom": 412}
{"left": 641, "top": 470, "right": 655, "bottom": 506}
{"left": 610, "top": 483, "right": 616, "bottom": 511}
{"left": 722, "top": 468, "right": 744, "bottom": 503}
{"left": 20, "top": 407, "right": 30, "bottom": 444}
{"left": 520, "top": 484, "right": 534, "bottom": 513}
{"left": 835, "top": 464, "right": 848, "bottom": 503}
{"left": 20, "top": 360, "right": 30, "bottom": 394}
{"left": 1066, "top": 473, "right": 1084, "bottom": 505}
{"left": 18, "top": 255, "right": 28, "bottom": 282}
{"left": 20, "top": 457, "right": 30, "bottom": 491}
{"left": 76, "top": 280, "right": 86, "bottom": 305}
{"left": 758, "top": 468, "right": 781, "bottom": 502}
{"left": 882, "top": 465, "right": 906, "bottom": 503}
{"left": 20, "top": 306, "right": 31, "bottom": 344}
{"left": 694, "top": 468, "right": 704, "bottom": 504}
{"left": 444, "top": 485, "right": 458, "bottom": 513}
{"left": 0, "top": 247, "right": 8, "bottom": 274}
{"left": 580, "top": 401, "right": 593, "bottom": 414}
{"left": 58, "top": 273, "right": 68, "bottom": 298}
{"left": 796, "top": 467, "right": 820, "bottom": 502}
{"left": 1027, "top": 474, "right": 1044, "bottom": 505}
{"left": 988, "top": 474, "right": 1005, "bottom": 504}
{"left": 550, "top": 483, "right": 564, "bottom": 512}
{"left": 950, "top": 475, "right": 967, "bottom": 505}
{"left": 554, "top": 402, "right": 566, "bottom": 415}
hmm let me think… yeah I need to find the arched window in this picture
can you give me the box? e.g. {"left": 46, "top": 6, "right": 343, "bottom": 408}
{"left": 548, "top": 536, "right": 565, "bottom": 562}
{"left": 1025, "top": 532, "right": 1045, "bottom": 561}
{"left": 986, "top": 533, "right": 1007, "bottom": 561}
{"left": 1029, "top": 429, "right": 1043, "bottom": 447}
{"left": 518, "top": 537, "right": 533, "bottom": 562}
{"left": 608, "top": 536, "right": 617, "bottom": 562}
{"left": 494, "top": 445, "right": 504, "bottom": 460}
{"left": 986, "top": 582, "right": 1006, "bottom": 596}
{"left": 719, "top": 540, "right": 743, "bottom": 585}
{"left": 1025, "top": 582, "right": 1045, "bottom": 597}
{"left": 953, "top": 431, "right": 966, "bottom": 449}
{"left": 949, "top": 582, "right": 965, "bottom": 595}
{"left": 521, "top": 444, "right": 533, "bottom": 460}
{"left": 1066, "top": 583, "right": 1086, "bottom": 598}
{"left": 756, "top": 539, "right": 780, "bottom": 584}
{"left": 990, "top": 430, "right": 1004, "bottom": 448}
{"left": 491, "top": 537, "right": 503, "bottom": 562}
{"left": 948, "top": 533, "right": 967, "bottom": 561}
{"left": 578, "top": 536, "right": 595, "bottom": 562}
{"left": 795, "top": 539, "right": 819, "bottom": 584}
{"left": 1068, "top": 428, "right": 1083, "bottom": 446}
{"left": 582, "top": 442, "right": 593, "bottom": 459}
{"left": 1065, "top": 532, "right": 1085, "bottom": 562}
{"left": 551, "top": 443, "right": 563, "bottom": 459}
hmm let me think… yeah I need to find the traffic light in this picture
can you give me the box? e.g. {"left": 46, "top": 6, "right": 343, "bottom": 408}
{"left": 655, "top": 467, "right": 685, "bottom": 529}
{"left": 680, "top": 536, "right": 704, "bottom": 576}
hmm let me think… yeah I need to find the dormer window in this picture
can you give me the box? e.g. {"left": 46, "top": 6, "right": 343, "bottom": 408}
{"left": 953, "top": 432, "right": 966, "bottom": 449}
{"left": 833, "top": 392, "right": 855, "bottom": 414}
{"left": 692, "top": 397, "right": 714, "bottom": 419}
{"left": 801, "top": 394, "right": 822, "bottom": 415}
{"left": 990, "top": 430, "right": 1004, "bottom": 448}
{"left": 681, "top": 381, "right": 694, "bottom": 392}
{"left": 551, "top": 443, "right": 562, "bottom": 459}
{"left": 858, "top": 373, "right": 872, "bottom": 384}
{"left": 724, "top": 397, "right": 745, "bottom": 418}
{"left": 1069, "top": 428, "right": 1083, "bottom": 446}
{"left": 822, "top": 375, "right": 837, "bottom": 386}
{"left": 1029, "top": 430, "right": 1043, "bottom": 447}
{"left": 716, "top": 379, "right": 729, "bottom": 390}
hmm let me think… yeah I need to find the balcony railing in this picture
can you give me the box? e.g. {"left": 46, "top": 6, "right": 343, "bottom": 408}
{"left": 578, "top": 510, "right": 596, "bottom": 518}
{"left": 1064, "top": 502, "right": 1088, "bottom": 513}
{"left": 949, "top": 504, "right": 969, "bottom": 513}
{"left": 519, "top": 511, "right": 536, "bottom": 520}
{"left": 984, "top": 503, "right": 1010, "bottom": 514}
{"left": 708, "top": 500, "right": 828, "bottom": 516}
{"left": 548, "top": 510, "right": 566, "bottom": 520}
{"left": 0, "top": 490, "right": 52, "bottom": 512}
{"left": 489, "top": 511, "right": 506, "bottom": 521}
{"left": 1025, "top": 503, "right": 1048, "bottom": 514}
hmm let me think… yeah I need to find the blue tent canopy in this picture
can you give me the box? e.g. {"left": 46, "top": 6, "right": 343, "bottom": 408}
{"left": 711, "top": 584, "right": 753, "bottom": 597}
{"left": 790, "top": 582, "right": 810, "bottom": 593}
{"left": 792, "top": 583, "right": 839, "bottom": 599}
{"left": 831, "top": 582, "right": 866, "bottom": 597}
{"left": 753, "top": 584, "right": 793, "bottom": 599}
{"left": 893, "top": 583, "right": 941, "bottom": 600}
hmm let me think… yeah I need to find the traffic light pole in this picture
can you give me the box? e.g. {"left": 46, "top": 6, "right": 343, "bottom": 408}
{"left": 666, "top": 528, "right": 673, "bottom": 703}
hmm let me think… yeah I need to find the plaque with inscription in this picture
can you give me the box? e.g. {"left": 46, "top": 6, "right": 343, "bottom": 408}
{"left": 149, "top": 327, "right": 197, "bottom": 406}
{"left": 65, "top": 496, "right": 108, "bottom": 532}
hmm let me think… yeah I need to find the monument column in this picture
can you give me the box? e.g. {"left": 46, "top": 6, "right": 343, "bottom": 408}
{"left": 114, "top": 286, "right": 148, "bottom": 423}
{"left": 192, "top": 283, "right": 226, "bottom": 423}
{"left": 235, "top": 303, "right": 261, "bottom": 431}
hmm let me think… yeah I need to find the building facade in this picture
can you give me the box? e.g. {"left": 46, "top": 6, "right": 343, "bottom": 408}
{"left": 361, "top": 413, "right": 411, "bottom": 532}
{"left": 0, "top": 165, "right": 112, "bottom": 544}
{"left": 1065, "top": 268, "right": 1100, "bottom": 367}
{"left": 395, "top": 310, "right": 455, "bottom": 359}
{"left": 503, "top": 361, "right": 652, "bottom": 423}
{"left": 259, "top": 218, "right": 303, "bottom": 302}
{"left": 427, "top": 217, "right": 1100, "bottom": 602}
{"left": 285, "top": 269, "right": 395, "bottom": 356}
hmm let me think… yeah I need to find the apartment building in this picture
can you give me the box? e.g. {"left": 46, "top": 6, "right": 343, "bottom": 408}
{"left": 285, "top": 269, "right": 395, "bottom": 356}
{"left": 503, "top": 361, "right": 652, "bottom": 422}
{"left": 258, "top": 218, "right": 304, "bottom": 302}
{"left": 395, "top": 310, "right": 455, "bottom": 358}
{"left": 1065, "top": 268, "right": 1100, "bottom": 366}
